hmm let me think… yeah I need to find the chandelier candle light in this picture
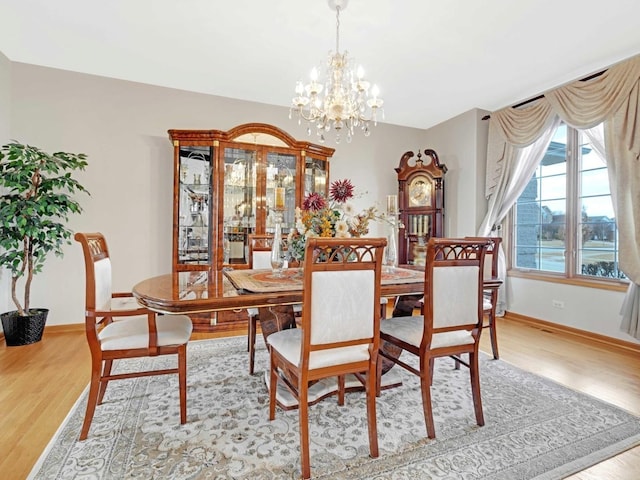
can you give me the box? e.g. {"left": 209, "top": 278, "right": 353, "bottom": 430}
{"left": 290, "top": 0, "right": 384, "bottom": 144}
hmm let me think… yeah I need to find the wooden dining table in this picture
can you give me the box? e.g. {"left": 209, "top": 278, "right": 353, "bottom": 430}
{"left": 133, "top": 266, "right": 501, "bottom": 408}
{"left": 132, "top": 266, "right": 427, "bottom": 315}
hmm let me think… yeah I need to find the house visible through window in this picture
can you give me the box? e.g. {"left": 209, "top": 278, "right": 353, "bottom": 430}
{"left": 512, "top": 122, "right": 626, "bottom": 281}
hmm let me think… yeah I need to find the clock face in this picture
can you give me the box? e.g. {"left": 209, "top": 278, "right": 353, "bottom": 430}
{"left": 408, "top": 175, "right": 432, "bottom": 207}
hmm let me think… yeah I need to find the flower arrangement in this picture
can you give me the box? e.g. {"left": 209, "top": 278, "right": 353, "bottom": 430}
{"left": 286, "top": 179, "right": 385, "bottom": 262}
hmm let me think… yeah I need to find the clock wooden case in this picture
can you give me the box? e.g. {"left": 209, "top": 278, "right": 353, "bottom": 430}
{"left": 395, "top": 149, "right": 447, "bottom": 265}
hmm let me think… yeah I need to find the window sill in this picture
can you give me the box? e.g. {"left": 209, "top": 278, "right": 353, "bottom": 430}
{"left": 508, "top": 269, "right": 629, "bottom": 292}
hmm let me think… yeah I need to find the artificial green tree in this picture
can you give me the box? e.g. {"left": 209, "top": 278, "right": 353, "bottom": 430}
{"left": 0, "top": 141, "right": 89, "bottom": 317}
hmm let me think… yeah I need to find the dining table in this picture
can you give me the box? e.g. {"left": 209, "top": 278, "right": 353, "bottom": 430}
{"left": 132, "top": 265, "right": 501, "bottom": 408}
{"left": 132, "top": 266, "right": 427, "bottom": 315}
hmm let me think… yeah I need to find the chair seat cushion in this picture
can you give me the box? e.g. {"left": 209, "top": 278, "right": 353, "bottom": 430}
{"left": 483, "top": 298, "right": 492, "bottom": 311}
{"left": 380, "top": 316, "right": 474, "bottom": 349}
{"left": 267, "top": 329, "right": 370, "bottom": 370}
{"left": 99, "top": 314, "right": 192, "bottom": 351}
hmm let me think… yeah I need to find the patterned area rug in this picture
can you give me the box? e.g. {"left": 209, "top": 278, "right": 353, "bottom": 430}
{"left": 29, "top": 337, "right": 640, "bottom": 479}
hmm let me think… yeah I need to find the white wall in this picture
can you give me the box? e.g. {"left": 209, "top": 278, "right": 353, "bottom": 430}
{"left": 0, "top": 52, "right": 11, "bottom": 320}
{"left": 507, "top": 277, "right": 630, "bottom": 342}
{"left": 7, "top": 62, "right": 425, "bottom": 327}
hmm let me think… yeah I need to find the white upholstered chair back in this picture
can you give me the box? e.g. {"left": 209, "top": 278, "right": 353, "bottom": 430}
{"left": 252, "top": 250, "right": 272, "bottom": 269}
{"left": 422, "top": 238, "right": 488, "bottom": 336}
{"left": 248, "top": 234, "right": 289, "bottom": 269}
{"left": 309, "top": 269, "right": 375, "bottom": 345}
{"left": 432, "top": 265, "right": 481, "bottom": 329}
{"left": 94, "top": 257, "right": 113, "bottom": 314}
{"left": 300, "top": 237, "right": 386, "bottom": 363}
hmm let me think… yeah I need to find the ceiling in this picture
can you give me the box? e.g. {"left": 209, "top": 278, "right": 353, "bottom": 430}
{"left": 1, "top": 0, "right": 639, "bottom": 130}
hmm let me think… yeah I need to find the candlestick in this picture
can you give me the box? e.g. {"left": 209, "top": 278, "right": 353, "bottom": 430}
{"left": 386, "top": 194, "right": 398, "bottom": 214}
{"left": 275, "top": 187, "right": 285, "bottom": 210}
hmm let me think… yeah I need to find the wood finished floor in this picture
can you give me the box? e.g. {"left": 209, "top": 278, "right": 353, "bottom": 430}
{"left": 1, "top": 316, "right": 638, "bottom": 480}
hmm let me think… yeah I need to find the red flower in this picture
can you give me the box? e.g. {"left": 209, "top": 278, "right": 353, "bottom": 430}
{"left": 303, "top": 192, "right": 327, "bottom": 211}
{"left": 330, "top": 179, "right": 354, "bottom": 203}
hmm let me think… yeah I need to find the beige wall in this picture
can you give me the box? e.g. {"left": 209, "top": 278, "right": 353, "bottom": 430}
{"left": 5, "top": 62, "right": 428, "bottom": 328}
{"left": 0, "top": 51, "right": 10, "bottom": 317}
{"left": 422, "top": 109, "right": 490, "bottom": 236}
{"left": 2, "top": 58, "right": 635, "bottom": 345}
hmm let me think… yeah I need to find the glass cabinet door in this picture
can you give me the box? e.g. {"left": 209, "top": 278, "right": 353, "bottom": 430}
{"left": 222, "top": 147, "right": 257, "bottom": 264}
{"left": 266, "top": 152, "right": 297, "bottom": 234}
{"left": 177, "top": 146, "right": 212, "bottom": 266}
{"left": 304, "top": 156, "right": 328, "bottom": 198}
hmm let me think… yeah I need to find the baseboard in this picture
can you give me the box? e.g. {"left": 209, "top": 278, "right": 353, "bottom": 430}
{"left": 45, "top": 323, "right": 86, "bottom": 334}
{"left": 505, "top": 311, "right": 640, "bottom": 354}
{"left": 5, "top": 316, "right": 638, "bottom": 356}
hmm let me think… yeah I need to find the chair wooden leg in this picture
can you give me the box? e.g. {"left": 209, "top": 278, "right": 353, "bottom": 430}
{"left": 469, "top": 350, "right": 485, "bottom": 427}
{"left": 375, "top": 354, "right": 382, "bottom": 397}
{"left": 420, "top": 355, "right": 436, "bottom": 439}
{"left": 268, "top": 352, "right": 278, "bottom": 421}
{"left": 79, "top": 358, "right": 102, "bottom": 440}
{"left": 299, "top": 380, "right": 311, "bottom": 480}
{"left": 247, "top": 315, "right": 253, "bottom": 351}
{"left": 489, "top": 312, "right": 499, "bottom": 359}
{"left": 366, "top": 361, "right": 379, "bottom": 458}
{"left": 337, "top": 375, "right": 345, "bottom": 406}
{"left": 429, "top": 357, "right": 435, "bottom": 385}
{"left": 248, "top": 315, "right": 257, "bottom": 374}
{"left": 178, "top": 344, "right": 187, "bottom": 424}
{"left": 97, "top": 359, "right": 113, "bottom": 404}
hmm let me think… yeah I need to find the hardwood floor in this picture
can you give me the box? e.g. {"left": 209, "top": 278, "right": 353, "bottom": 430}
{"left": 1, "top": 317, "right": 638, "bottom": 479}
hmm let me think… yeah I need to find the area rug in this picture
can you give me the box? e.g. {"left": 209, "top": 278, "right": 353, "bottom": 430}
{"left": 29, "top": 336, "right": 640, "bottom": 479}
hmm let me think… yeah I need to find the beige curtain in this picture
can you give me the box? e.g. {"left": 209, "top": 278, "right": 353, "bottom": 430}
{"left": 484, "top": 54, "right": 640, "bottom": 339}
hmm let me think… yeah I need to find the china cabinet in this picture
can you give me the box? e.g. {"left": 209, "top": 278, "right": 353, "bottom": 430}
{"left": 169, "top": 123, "right": 334, "bottom": 331}
{"left": 395, "top": 149, "right": 447, "bottom": 265}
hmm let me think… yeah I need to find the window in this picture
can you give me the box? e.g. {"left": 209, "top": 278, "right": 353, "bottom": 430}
{"left": 511, "top": 122, "right": 626, "bottom": 282}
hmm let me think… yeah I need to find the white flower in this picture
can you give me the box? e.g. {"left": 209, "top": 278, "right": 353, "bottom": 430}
{"left": 334, "top": 220, "right": 351, "bottom": 237}
{"left": 341, "top": 202, "right": 356, "bottom": 219}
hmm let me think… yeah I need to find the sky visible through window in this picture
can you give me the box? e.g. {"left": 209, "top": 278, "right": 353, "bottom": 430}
{"left": 549, "top": 125, "right": 613, "bottom": 219}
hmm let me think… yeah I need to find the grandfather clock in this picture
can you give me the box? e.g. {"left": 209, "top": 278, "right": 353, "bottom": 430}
{"left": 396, "top": 149, "right": 447, "bottom": 265}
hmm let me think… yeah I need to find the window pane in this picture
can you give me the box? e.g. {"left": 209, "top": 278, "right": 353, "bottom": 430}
{"left": 576, "top": 129, "right": 624, "bottom": 279}
{"left": 513, "top": 124, "right": 567, "bottom": 273}
{"left": 511, "top": 122, "right": 624, "bottom": 283}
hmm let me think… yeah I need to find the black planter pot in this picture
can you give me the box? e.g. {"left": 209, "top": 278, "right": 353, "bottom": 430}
{"left": 1, "top": 309, "right": 49, "bottom": 346}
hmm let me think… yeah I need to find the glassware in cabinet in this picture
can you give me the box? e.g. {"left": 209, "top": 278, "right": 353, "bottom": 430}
{"left": 177, "top": 146, "right": 212, "bottom": 266}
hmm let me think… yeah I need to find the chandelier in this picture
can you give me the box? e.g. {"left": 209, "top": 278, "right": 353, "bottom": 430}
{"left": 289, "top": 0, "right": 384, "bottom": 144}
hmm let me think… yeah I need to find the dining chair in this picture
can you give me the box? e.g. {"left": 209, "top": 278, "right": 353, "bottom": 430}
{"left": 246, "top": 233, "right": 300, "bottom": 375}
{"left": 465, "top": 236, "right": 503, "bottom": 359}
{"left": 378, "top": 237, "right": 490, "bottom": 439}
{"left": 417, "top": 236, "right": 503, "bottom": 360}
{"left": 267, "top": 237, "right": 386, "bottom": 480}
{"left": 75, "top": 232, "right": 193, "bottom": 440}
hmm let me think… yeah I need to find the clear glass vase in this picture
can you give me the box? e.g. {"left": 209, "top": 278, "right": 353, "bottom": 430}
{"left": 270, "top": 219, "right": 285, "bottom": 278}
{"left": 384, "top": 227, "right": 398, "bottom": 272}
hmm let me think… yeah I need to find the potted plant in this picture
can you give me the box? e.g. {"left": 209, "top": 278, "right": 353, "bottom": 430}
{"left": 0, "top": 141, "right": 89, "bottom": 346}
